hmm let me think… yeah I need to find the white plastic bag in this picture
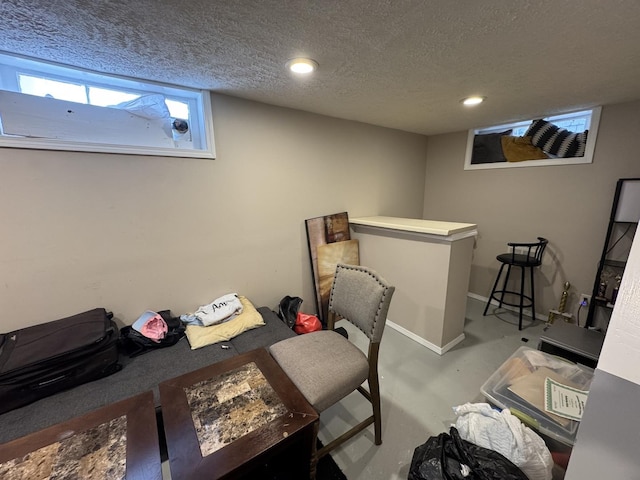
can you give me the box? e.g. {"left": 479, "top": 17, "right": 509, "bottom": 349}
{"left": 453, "top": 402, "right": 553, "bottom": 480}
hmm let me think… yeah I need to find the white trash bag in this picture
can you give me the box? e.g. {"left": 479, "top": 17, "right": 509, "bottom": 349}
{"left": 453, "top": 402, "right": 553, "bottom": 480}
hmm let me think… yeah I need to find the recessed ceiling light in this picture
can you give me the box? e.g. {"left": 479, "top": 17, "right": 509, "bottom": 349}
{"left": 461, "top": 96, "right": 486, "bottom": 106}
{"left": 286, "top": 58, "right": 318, "bottom": 74}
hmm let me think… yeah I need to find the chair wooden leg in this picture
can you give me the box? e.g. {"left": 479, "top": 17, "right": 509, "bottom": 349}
{"left": 310, "top": 343, "right": 384, "bottom": 468}
{"left": 309, "top": 420, "right": 319, "bottom": 480}
{"left": 370, "top": 368, "right": 382, "bottom": 445}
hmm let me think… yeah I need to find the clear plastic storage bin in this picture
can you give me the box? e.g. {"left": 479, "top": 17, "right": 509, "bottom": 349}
{"left": 480, "top": 346, "right": 594, "bottom": 446}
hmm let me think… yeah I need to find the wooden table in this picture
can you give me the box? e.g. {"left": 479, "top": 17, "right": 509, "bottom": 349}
{"left": 0, "top": 391, "right": 161, "bottom": 480}
{"left": 159, "top": 348, "right": 319, "bottom": 479}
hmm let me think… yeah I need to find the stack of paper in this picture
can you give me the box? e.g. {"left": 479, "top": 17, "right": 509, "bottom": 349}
{"left": 507, "top": 367, "right": 588, "bottom": 426}
{"left": 544, "top": 378, "right": 588, "bottom": 421}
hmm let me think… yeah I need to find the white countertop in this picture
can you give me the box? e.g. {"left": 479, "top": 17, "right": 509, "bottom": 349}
{"left": 350, "top": 216, "right": 477, "bottom": 236}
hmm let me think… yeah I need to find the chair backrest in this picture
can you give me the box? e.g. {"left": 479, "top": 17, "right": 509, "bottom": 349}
{"left": 328, "top": 263, "right": 395, "bottom": 344}
{"left": 507, "top": 236, "right": 548, "bottom": 265}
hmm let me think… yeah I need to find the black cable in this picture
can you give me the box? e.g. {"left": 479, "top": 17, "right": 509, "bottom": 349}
{"left": 605, "top": 223, "right": 632, "bottom": 256}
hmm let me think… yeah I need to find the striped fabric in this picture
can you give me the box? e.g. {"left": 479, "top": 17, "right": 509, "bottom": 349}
{"left": 525, "top": 119, "right": 588, "bottom": 158}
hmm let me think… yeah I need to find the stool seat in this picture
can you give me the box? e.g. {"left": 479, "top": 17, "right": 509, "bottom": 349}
{"left": 496, "top": 252, "right": 542, "bottom": 267}
{"left": 484, "top": 237, "right": 548, "bottom": 330}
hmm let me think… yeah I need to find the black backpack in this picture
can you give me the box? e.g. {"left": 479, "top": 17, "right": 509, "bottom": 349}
{"left": 276, "top": 296, "right": 303, "bottom": 329}
{"left": 118, "top": 310, "right": 185, "bottom": 358}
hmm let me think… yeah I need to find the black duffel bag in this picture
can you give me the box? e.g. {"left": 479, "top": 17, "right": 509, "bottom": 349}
{"left": 118, "top": 310, "right": 185, "bottom": 358}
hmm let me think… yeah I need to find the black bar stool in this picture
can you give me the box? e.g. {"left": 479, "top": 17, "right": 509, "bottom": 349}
{"left": 483, "top": 237, "right": 548, "bottom": 330}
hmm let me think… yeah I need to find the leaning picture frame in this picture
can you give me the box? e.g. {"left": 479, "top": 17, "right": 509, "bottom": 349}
{"left": 305, "top": 212, "right": 354, "bottom": 324}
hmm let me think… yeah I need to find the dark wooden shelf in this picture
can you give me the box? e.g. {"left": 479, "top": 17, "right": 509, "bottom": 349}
{"left": 603, "top": 259, "right": 626, "bottom": 269}
{"left": 586, "top": 178, "right": 640, "bottom": 329}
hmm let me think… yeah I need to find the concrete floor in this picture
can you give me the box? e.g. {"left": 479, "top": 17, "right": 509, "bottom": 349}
{"left": 320, "top": 296, "right": 550, "bottom": 480}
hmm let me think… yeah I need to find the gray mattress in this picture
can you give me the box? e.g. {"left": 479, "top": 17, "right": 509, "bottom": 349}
{"left": 0, "top": 306, "right": 295, "bottom": 444}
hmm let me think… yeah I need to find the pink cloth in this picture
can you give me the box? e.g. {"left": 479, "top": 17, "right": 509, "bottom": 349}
{"left": 132, "top": 311, "right": 168, "bottom": 342}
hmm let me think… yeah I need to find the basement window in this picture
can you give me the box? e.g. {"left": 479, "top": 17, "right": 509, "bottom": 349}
{"left": 0, "top": 52, "right": 215, "bottom": 158}
{"left": 464, "top": 107, "right": 600, "bottom": 170}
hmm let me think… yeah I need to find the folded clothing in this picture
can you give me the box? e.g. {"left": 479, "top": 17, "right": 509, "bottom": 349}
{"left": 184, "top": 296, "right": 265, "bottom": 350}
{"left": 181, "top": 293, "right": 243, "bottom": 327}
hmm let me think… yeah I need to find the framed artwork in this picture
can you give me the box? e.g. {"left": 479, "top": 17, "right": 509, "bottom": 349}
{"left": 317, "top": 240, "right": 359, "bottom": 323}
{"left": 305, "top": 212, "right": 355, "bottom": 324}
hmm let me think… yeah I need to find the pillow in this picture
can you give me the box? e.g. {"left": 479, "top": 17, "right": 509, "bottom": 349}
{"left": 525, "top": 119, "right": 588, "bottom": 158}
{"left": 501, "top": 136, "right": 549, "bottom": 162}
{"left": 184, "top": 296, "right": 265, "bottom": 350}
{"left": 471, "top": 129, "right": 512, "bottom": 164}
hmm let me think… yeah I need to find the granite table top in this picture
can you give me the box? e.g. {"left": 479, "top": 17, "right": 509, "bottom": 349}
{"left": 159, "top": 348, "right": 318, "bottom": 479}
{"left": 0, "top": 391, "right": 161, "bottom": 480}
{"left": 185, "top": 361, "right": 289, "bottom": 457}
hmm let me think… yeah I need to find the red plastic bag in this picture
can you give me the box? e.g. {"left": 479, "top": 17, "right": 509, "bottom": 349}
{"left": 294, "top": 312, "right": 322, "bottom": 334}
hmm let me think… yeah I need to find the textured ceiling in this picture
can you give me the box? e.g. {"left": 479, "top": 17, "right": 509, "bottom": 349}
{"left": 2, "top": 0, "right": 640, "bottom": 135}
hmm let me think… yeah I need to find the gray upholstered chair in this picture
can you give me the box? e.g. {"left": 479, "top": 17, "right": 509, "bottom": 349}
{"left": 269, "top": 263, "right": 395, "bottom": 478}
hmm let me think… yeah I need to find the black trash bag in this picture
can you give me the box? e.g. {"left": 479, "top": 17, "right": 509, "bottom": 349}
{"left": 408, "top": 426, "right": 528, "bottom": 480}
{"left": 118, "top": 310, "right": 185, "bottom": 358}
{"left": 276, "top": 296, "right": 303, "bottom": 329}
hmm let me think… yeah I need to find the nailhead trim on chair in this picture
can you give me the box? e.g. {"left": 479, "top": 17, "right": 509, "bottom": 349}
{"left": 329, "top": 264, "right": 392, "bottom": 339}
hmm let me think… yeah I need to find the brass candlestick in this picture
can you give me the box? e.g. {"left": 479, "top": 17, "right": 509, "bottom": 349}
{"left": 546, "top": 281, "right": 572, "bottom": 328}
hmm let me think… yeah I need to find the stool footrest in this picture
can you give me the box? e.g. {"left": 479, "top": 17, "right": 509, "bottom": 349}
{"left": 489, "top": 290, "right": 533, "bottom": 309}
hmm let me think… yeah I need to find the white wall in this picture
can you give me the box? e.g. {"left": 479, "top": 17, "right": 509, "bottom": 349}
{"left": 596, "top": 223, "right": 640, "bottom": 384}
{"left": 0, "top": 94, "right": 427, "bottom": 330}
{"left": 565, "top": 230, "right": 640, "bottom": 478}
{"left": 422, "top": 100, "right": 640, "bottom": 321}
{"left": 5, "top": 94, "right": 640, "bottom": 333}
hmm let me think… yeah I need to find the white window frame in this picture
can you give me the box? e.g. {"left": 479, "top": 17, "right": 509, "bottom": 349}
{"left": 0, "top": 52, "right": 215, "bottom": 159}
{"left": 464, "top": 107, "right": 601, "bottom": 170}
